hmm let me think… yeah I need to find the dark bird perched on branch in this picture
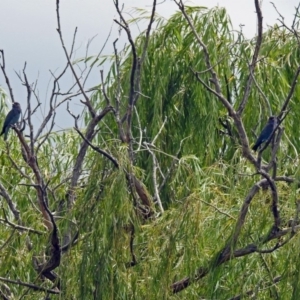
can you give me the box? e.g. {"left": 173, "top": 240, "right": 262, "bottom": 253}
{"left": 252, "top": 116, "right": 277, "bottom": 151}
{"left": 1, "top": 102, "right": 22, "bottom": 141}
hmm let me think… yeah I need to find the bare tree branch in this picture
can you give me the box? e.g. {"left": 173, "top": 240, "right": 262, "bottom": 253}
{"left": 278, "top": 65, "right": 300, "bottom": 119}
{"left": 66, "top": 102, "right": 113, "bottom": 208}
{"left": 144, "top": 142, "right": 164, "bottom": 213}
{"left": 171, "top": 222, "right": 300, "bottom": 293}
{"left": 0, "top": 184, "right": 20, "bottom": 221}
{"left": 237, "top": 0, "right": 263, "bottom": 115}
{"left": 0, "top": 208, "right": 43, "bottom": 234}
{"left": 56, "top": 0, "right": 96, "bottom": 117}
{"left": 73, "top": 117, "right": 119, "bottom": 169}
{"left": 0, "top": 50, "right": 16, "bottom": 103}
{"left": 0, "top": 276, "right": 59, "bottom": 295}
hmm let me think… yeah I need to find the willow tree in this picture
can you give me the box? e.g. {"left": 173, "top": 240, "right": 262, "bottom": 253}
{"left": 1, "top": 0, "right": 300, "bottom": 299}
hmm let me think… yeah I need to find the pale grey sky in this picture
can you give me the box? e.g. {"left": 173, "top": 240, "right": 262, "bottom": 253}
{"left": 0, "top": 0, "right": 299, "bottom": 130}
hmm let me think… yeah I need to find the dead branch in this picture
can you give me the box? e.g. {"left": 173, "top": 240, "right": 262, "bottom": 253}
{"left": 229, "top": 275, "right": 282, "bottom": 300}
{"left": 0, "top": 184, "right": 20, "bottom": 221}
{"left": 14, "top": 127, "right": 52, "bottom": 230}
{"left": 66, "top": 102, "right": 114, "bottom": 208}
{"left": 56, "top": 0, "right": 95, "bottom": 117}
{"left": 0, "top": 208, "right": 43, "bottom": 234}
{"left": 0, "top": 50, "right": 16, "bottom": 103}
{"left": 72, "top": 113, "right": 119, "bottom": 169}
{"left": 237, "top": 0, "right": 263, "bottom": 115}
{"left": 144, "top": 142, "right": 164, "bottom": 213}
{"left": 171, "top": 222, "right": 300, "bottom": 293}
{"left": 0, "top": 276, "right": 59, "bottom": 295}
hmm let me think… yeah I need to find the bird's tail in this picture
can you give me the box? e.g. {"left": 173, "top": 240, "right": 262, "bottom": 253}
{"left": 252, "top": 143, "right": 259, "bottom": 151}
{"left": 0, "top": 128, "right": 8, "bottom": 141}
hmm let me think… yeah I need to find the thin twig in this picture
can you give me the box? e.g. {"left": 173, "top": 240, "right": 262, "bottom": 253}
{"left": 237, "top": 0, "right": 263, "bottom": 115}
{"left": 144, "top": 142, "right": 164, "bottom": 213}
{"left": 56, "top": 0, "right": 95, "bottom": 117}
{"left": 278, "top": 65, "right": 300, "bottom": 119}
{"left": 73, "top": 126, "right": 119, "bottom": 169}
{"left": 152, "top": 116, "right": 167, "bottom": 145}
{"left": 0, "top": 183, "right": 20, "bottom": 221}
{"left": 0, "top": 276, "right": 59, "bottom": 295}
{"left": 198, "top": 199, "right": 236, "bottom": 220}
{"left": 0, "top": 49, "right": 16, "bottom": 103}
{"left": 171, "top": 222, "right": 300, "bottom": 293}
{"left": 0, "top": 211, "right": 44, "bottom": 235}
{"left": 175, "top": 0, "right": 234, "bottom": 115}
{"left": 134, "top": 106, "right": 143, "bottom": 152}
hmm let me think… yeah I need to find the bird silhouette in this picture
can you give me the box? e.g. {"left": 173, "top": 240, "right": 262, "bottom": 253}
{"left": 1, "top": 102, "right": 22, "bottom": 140}
{"left": 252, "top": 116, "right": 277, "bottom": 151}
